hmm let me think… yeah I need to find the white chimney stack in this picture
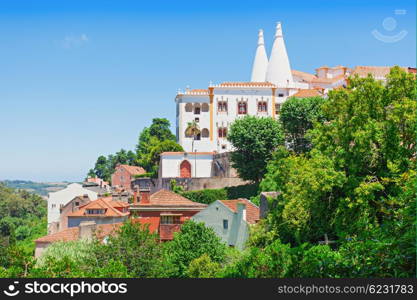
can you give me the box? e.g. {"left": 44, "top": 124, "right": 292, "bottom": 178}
{"left": 266, "top": 22, "right": 294, "bottom": 87}
{"left": 237, "top": 202, "right": 247, "bottom": 222}
{"left": 250, "top": 29, "right": 269, "bottom": 82}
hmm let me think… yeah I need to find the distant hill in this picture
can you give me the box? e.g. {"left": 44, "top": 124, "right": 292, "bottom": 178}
{"left": 1, "top": 180, "right": 74, "bottom": 197}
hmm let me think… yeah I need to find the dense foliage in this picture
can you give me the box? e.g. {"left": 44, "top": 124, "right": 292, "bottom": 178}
{"left": 0, "top": 183, "right": 47, "bottom": 277}
{"left": 2, "top": 67, "right": 415, "bottom": 279}
{"left": 280, "top": 96, "right": 326, "bottom": 153}
{"left": 89, "top": 118, "right": 181, "bottom": 181}
{"left": 256, "top": 67, "right": 416, "bottom": 277}
{"left": 228, "top": 116, "right": 284, "bottom": 182}
{"left": 178, "top": 183, "right": 259, "bottom": 204}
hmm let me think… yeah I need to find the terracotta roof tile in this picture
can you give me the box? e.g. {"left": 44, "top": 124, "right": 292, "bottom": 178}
{"left": 292, "top": 89, "right": 322, "bottom": 98}
{"left": 119, "top": 164, "right": 146, "bottom": 176}
{"left": 190, "top": 89, "right": 208, "bottom": 93}
{"left": 311, "top": 74, "right": 346, "bottom": 84}
{"left": 161, "top": 152, "right": 215, "bottom": 156}
{"left": 133, "top": 189, "right": 207, "bottom": 208}
{"left": 35, "top": 223, "right": 122, "bottom": 243}
{"left": 350, "top": 66, "right": 408, "bottom": 78}
{"left": 67, "top": 197, "right": 129, "bottom": 217}
{"left": 291, "top": 70, "right": 317, "bottom": 82}
{"left": 220, "top": 199, "right": 260, "bottom": 224}
{"left": 218, "top": 82, "right": 276, "bottom": 87}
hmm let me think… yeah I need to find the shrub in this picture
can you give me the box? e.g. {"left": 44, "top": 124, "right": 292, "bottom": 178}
{"left": 186, "top": 254, "right": 221, "bottom": 278}
{"left": 164, "top": 220, "right": 227, "bottom": 277}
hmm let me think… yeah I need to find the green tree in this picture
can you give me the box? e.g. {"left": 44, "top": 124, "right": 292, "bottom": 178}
{"left": 256, "top": 67, "right": 416, "bottom": 277}
{"left": 228, "top": 116, "right": 284, "bottom": 182}
{"left": 280, "top": 96, "right": 326, "bottom": 153}
{"left": 93, "top": 220, "right": 164, "bottom": 278}
{"left": 148, "top": 118, "right": 176, "bottom": 141}
{"left": 143, "top": 140, "right": 184, "bottom": 177}
{"left": 221, "top": 240, "right": 292, "bottom": 278}
{"left": 93, "top": 155, "right": 110, "bottom": 181}
{"left": 87, "top": 169, "right": 96, "bottom": 178}
{"left": 186, "top": 254, "right": 221, "bottom": 278}
{"left": 164, "top": 220, "right": 226, "bottom": 277}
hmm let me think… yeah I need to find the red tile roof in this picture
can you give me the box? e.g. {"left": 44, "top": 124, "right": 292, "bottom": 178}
{"left": 350, "top": 66, "right": 408, "bottom": 78}
{"left": 292, "top": 89, "right": 322, "bottom": 98}
{"left": 219, "top": 82, "right": 276, "bottom": 87}
{"left": 291, "top": 70, "right": 317, "bottom": 82}
{"left": 67, "top": 197, "right": 129, "bottom": 217}
{"left": 311, "top": 74, "right": 346, "bottom": 84}
{"left": 161, "top": 151, "right": 215, "bottom": 156}
{"left": 35, "top": 223, "right": 122, "bottom": 243}
{"left": 220, "top": 199, "right": 260, "bottom": 224}
{"left": 133, "top": 189, "right": 207, "bottom": 208}
{"left": 190, "top": 89, "right": 208, "bottom": 93}
{"left": 119, "top": 164, "right": 146, "bottom": 176}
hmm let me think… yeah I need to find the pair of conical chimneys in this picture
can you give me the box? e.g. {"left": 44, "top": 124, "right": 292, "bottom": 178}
{"left": 251, "top": 22, "right": 293, "bottom": 87}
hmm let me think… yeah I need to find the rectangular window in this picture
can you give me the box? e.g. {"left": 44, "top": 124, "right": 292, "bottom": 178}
{"left": 258, "top": 101, "right": 267, "bottom": 112}
{"left": 218, "top": 101, "right": 228, "bottom": 112}
{"left": 238, "top": 102, "right": 247, "bottom": 114}
{"left": 223, "top": 219, "right": 228, "bottom": 229}
{"left": 194, "top": 107, "right": 201, "bottom": 115}
{"left": 275, "top": 103, "right": 281, "bottom": 114}
{"left": 86, "top": 209, "right": 105, "bottom": 215}
{"left": 218, "top": 127, "right": 227, "bottom": 139}
{"left": 161, "top": 216, "right": 181, "bottom": 224}
{"left": 278, "top": 93, "right": 284, "bottom": 97}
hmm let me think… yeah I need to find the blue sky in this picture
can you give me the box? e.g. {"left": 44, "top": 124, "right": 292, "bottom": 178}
{"left": 0, "top": 0, "right": 415, "bottom": 182}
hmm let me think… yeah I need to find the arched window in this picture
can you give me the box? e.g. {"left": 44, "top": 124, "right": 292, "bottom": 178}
{"left": 202, "top": 103, "right": 209, "bottom": 112}
{"left": 185, "top": 103, "right": 193, "bottom": 112}
{"left": 237, "top": 102, "right": 247, "bottom": 114}
{"left": 194, "top": 103, "right": 201, "bottom": 115}
{"left": 180, "top": 160, "right": 192, "bottom": 178}
{"left": 201, "top": 128, "right": 209, "bottom": 138}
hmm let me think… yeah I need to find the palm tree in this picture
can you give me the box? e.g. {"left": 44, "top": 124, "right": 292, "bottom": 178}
{"left": 185, "top": 121, "right": 201, "bottom": 178}
{"left": 185, "top": 121, "right": 201, "bottom": 152}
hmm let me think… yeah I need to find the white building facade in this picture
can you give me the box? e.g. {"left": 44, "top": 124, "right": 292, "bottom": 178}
{"left": 159, "top": 152, "right": 214, "bottom": 178}
{"left": 47, "top": 183, "right": 99, "bottom": 230}
{"left": 175, "top": 22, "right": 309, "bottom": 154}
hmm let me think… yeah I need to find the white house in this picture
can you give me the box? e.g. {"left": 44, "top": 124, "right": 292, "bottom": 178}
{"left": 192, "top": 199, "right": 260, "bottom": 249}
{"left": 159, "top": 152, "right": 214, "bottom": 178}
{"left": 47, "top": 183, "right": 99, "bottom": 233}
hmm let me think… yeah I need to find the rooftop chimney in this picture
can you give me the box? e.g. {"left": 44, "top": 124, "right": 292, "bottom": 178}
{"left": 237, "top": 202, "right": 246, "bottom": 222}
{"left": 79, "top": 221, "right": 96, "bottom": 241}
{"left": 139, "top": 187, "right": 151, "bottom": 204}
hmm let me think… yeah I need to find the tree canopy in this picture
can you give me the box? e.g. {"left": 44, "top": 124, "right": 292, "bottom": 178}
{"left": 89, "top": 118, "right": 180, "bottom": 181}
{"left": 228, "top": 116, "right": 284, "bottom": 182}
{"left": 280, "top": 96, "right": 326, "bottom": 153}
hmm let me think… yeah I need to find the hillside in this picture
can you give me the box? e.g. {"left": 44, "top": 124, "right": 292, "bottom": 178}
{"left": 1, "top": 180, "right": 72, "bottom": 197}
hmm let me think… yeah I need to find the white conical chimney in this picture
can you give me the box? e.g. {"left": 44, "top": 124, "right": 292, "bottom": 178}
{"left": 250, "top": 29, "right": 268, "bottom": 82}
{"left": 266, "top": 22, "right": 293, "bottom": 87}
